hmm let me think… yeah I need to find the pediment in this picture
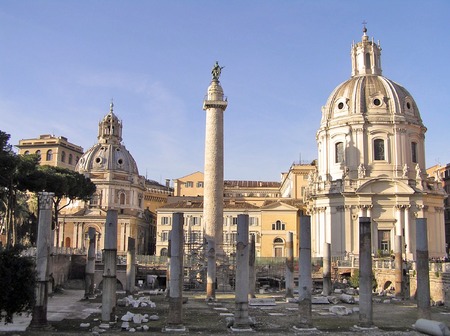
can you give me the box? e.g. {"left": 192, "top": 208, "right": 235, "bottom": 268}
{"left": 356, "top": 178, "right": 415, "bottom": 195}
{"left": 261, "top": 201, "right": 299, "bottom": 211}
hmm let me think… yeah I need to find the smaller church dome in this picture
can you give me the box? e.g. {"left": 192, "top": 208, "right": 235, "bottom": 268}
{"left": 76, "top": 103, "right": 139, "bottom": 176}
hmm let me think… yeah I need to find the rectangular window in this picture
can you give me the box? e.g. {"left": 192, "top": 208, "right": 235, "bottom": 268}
{"left": 274, "top": 247, "right": 283, "bottom": 257}
{"left": 161, "top": 231, "right": 169, "bottom": 242}
{"left": 232, "top": 217, "right": 238, "bottom": 226}
{"left": 161, "top": 216, "right": 170, "bottom": 225}
{"left": 335, "top": 142, "right": 344, "bottom": 163}
{"left": 197, "top": 181, "right": 204, "bottom": 188}
{"left": 185, "top": 181, "right": 193, "bottom": 187}
{"left": 411, "top": 142, "right": 418, "bottom": 163}
{"left": 374, "top": 139, "right": 385, "bottom": 161}
{"left": 192, "top": 217, "right": 199, "bottom": 225}
{"left": 249, "top": 217, "right": 259, "bottom": 226}
{"left": 378, "top": 230, "right": 390, "bottom": 255}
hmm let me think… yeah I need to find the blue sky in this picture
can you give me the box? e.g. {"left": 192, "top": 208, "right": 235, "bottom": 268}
{"left": 1, "top": 1, "right": 449, "bottom": 183}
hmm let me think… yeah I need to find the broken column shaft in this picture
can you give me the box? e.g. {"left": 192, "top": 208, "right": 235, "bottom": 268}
{"left": 285, "top": 231, "right": 294, "bottom": 298}
{"left": 165, "top": 212, "right": 185, "bottom": 331}
{"left": 358, "top": 217, "right": 373, "bottom": 328}
{"left": 416, "top": 218, "right": 431, "bottom": 320}
{"left": 102, "top": 209, "right": 118, "bottom": 323}
{"left": 29, "top": 192, "right": 54, "bottom": 330}
{"left": 297, "top": 216, "right": 313, "bottom": 329}
{"left": 233, "top": 214, "right": 251, "bottom": 330}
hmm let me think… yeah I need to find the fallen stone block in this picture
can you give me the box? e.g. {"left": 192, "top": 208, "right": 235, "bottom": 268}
{"left": 329, "top": 305, "right": 352, "bottom": 316}
{"left": 149, "top": 315, "right": 159, "bottom": 321}
{"left": 312, "top": 296, "right": 330, "bottom": 304}
{"left": 413, "top": 318, "right": 450, "bottom": 336}
{"left": 121, "top": 311, "right": 134, "bottom": 322}
{"left": 80, "top": 322, "right": 90, "bottom": 328}
{"left": 121, "top": 321, "right": 130, "bottom": 330}
{"left": 249, "top": 298, "right": 276, "bottom": 306}
{"left": 327, "top": 296, "right": 340, "bottom": 304}
{"left": 339, "top": 293, "right": 355, "bottom": 304}
{"left": 133, "top": 313, "right": 144, "bottom": 323}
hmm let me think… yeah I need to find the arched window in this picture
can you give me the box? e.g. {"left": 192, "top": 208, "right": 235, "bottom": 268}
{"left": 24, "top": 150, "right": 29, "bottom": 155}
{"left": 160, "top": 248, "right": 168, "bottom": 257}
{"left": 119, "top": 193, "right": 126, "bottom": 205}
{"left": 411, "top": 142, "right": 418, "bottom": 163}
{"left": 335, "top": 142, "right": 344, "bottom": 163}
{"left": 68, "top": 153, "right": 73, "bottom": 165}
{"left": 61, "top": 151, "right": 66, "bottom": 162}
{"left": 365, "top": 53, "right": 371, "bottom": 69}
{"left": 46, "top": 149, "right": 53, "bottom": 161}
{"left": 35, "top": 150, "right": 41, "bottom": 161}
{"left": 272, "top": 220, "right": 285, "bottom": 231}
{"left": 374, "top": 139, "right": 385, "bottom": 161}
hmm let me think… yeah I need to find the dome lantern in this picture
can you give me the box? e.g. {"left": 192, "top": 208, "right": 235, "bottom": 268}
{"left": 97, "top": 101, "right": 123, "bottom": 145}
{"left": 351, "top": 26, "right": 382, "bottom": 77}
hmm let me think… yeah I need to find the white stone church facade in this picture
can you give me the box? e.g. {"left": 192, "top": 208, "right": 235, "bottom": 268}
{"left": 305, "top": 28, "right": 446, "bottom": 260}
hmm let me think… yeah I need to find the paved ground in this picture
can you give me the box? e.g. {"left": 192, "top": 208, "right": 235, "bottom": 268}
{"left": 1, "top": 289, "right": 450, "bottom": 335}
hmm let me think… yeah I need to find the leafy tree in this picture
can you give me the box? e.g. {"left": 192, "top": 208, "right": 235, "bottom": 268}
{"left": 0, "top": 132, "right": 43, "bottom": 247}
{"left": 349, "top": 269, "right": 377, "bottom": 290}
{"left": 0, "top": 245, "right": 36, "bottom": 323}
{"left": 37, "top": 165, "right": 96, "bottom": 245}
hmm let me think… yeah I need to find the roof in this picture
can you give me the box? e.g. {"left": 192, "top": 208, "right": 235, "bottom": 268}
{"left": 159, "top": 199, "right": 259, "bottom": 210}
{"left": 224, "top": 180, "right": 280, "bottom": 188}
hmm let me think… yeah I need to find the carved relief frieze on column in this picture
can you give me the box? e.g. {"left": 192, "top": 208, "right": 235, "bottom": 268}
{"left": 38, "top": 192, "right": 53, "bottom": 210}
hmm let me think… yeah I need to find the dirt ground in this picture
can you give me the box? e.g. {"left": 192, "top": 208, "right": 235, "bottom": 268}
{"left": 2, "top": 290, "right": 450, "bottom": 335}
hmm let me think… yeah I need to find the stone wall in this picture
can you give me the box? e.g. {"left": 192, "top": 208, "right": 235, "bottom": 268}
{"left": 50, "top": 254, "right": 72, "bottom": 287}
{"left": 409, "top": 270, "right": 446, "bottom": 305}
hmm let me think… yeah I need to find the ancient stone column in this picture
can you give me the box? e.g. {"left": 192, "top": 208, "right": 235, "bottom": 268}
{"left": 322, "top": 242, "right": 332, "bottom": 296}
{"left": 416, "top": 218, "right": 431, "bottom": 319}
{"left": 202, "top": 64, "right": 227, "bottom": 300}
{"left": 296, "top": 216, "right": 313, "bottom": 329}
{"left": 232, "top": 214, "right": 252, "bottom": 330}
{"left": 285, "top": 231, "right": 295, "bottom": 299}
{"left": 164, "top": 213, "right": 185, "bottom": 331}
{"left": 29, "top": 192, "right": 54, "bottom": 330}
{"left": 394, "top": 235, "right": 403, "bottom": 297}
{"left": 102, "top": 209, "right": 118, "bottom": 323}
{"left": 165, "top": 231, "right": 171, "bottom": 298}
{"left": 126, "top": 237, "right": 136, "bottom": 294}
{"left": 248, "top": 233, "right": 256, "bottom": 299}
{"left": 358, "top": 217, "right": 373, "bottom": 328}
{"left": 85, "top": 227, "right": 96, "bottom": 299}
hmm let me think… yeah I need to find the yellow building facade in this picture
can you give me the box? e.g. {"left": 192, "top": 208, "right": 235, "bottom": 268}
{"left": 16, "top": 134, "right": 83, "bottom": 171}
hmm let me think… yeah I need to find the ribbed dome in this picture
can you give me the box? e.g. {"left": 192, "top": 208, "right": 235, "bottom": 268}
{"left": 76, "top": 143, "right": 139, "bottom": 175}
{"left": 322, "top": 75, "right": 424, "bottom": 128}
{"left": 76, "top": 102, "right": 139, "bottom": 175}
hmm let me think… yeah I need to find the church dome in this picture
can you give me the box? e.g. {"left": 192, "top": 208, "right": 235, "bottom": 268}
{"left": 76, "top": 103, "right": 139, "bottom": 175}
{"left": 321, "top": 28, "right": 423, "bottom": 128}
{"left": 76, "top": 143, "right": 139, "bottom": 175}
{"left": 322, "top": 75, "right": 423, "bottom": 127}
{"left": 315, "top": 27, "right": 428, "bottom": 182}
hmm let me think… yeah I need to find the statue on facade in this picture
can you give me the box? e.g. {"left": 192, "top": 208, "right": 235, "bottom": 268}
{"left": 415, "top": 163, "right": 422, "bottom": 180}
{"left": 402, "top": 164, "right": 409, "bottom": 178}
{"left": 211, "top": 61, "right": 224, "bottom": 80}
{"left": 358, "top": 163, "right": 366, "bottom": 179}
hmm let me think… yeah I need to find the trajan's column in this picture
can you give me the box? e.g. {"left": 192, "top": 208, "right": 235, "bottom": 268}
{"left": 203, "top": 62, "right": 227, "bottom": 300}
